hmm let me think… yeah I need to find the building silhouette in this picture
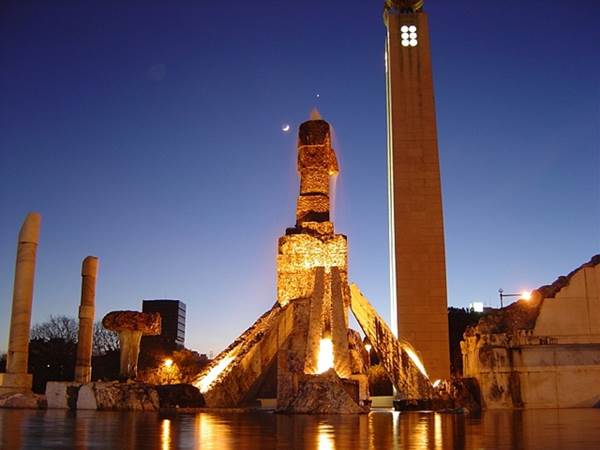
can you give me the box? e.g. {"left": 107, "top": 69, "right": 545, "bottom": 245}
{"left": 140, "top": 299, "right": 186, "bottom": 352}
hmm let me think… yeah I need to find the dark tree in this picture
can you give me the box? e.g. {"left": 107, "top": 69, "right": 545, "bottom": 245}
{"left": 30, "top": 316, "right": 78, "bottom": 344}
{"left": 93, "top": 321, "right": 119, "bottom": 355}
{"left": 29, "top": 315, "right": 119, "bottom": 356}
{"left": 448, "top": 307, "right": 484, "bottom": 376}
{"left": 25, "top": 316, "right": 120, "bottom": 392}
{"left": 28, "top": 338, "right": 76, "bottom": 393}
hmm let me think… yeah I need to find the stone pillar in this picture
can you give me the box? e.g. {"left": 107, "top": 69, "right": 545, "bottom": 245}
{"left": 304, "top": 267, "right": 325, "bottom": 374}
{"left": 331, "top": 267, "right": 352, "bottom": 379}
{"left": 0, "top": 212, "right": 41, "bottom": 395}
{"left": 74, "top": 256, "right": 99, "bottom": 384}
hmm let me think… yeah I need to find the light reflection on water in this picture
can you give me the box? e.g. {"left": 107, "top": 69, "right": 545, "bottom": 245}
{"left": 1, "top": 408, "right": 600, "bottom": 449}
{"left": 161, "top": 419, "right": 171, "bottom": 450}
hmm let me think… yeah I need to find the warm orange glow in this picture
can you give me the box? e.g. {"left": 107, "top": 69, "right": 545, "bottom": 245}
{"left": 163, "top": 358, "right": 173, "bottom": 368}
{"left": 195, "top": 414, "right": 232, "bottom": 450}
{"left": 317, "top": 338, "right": 334, "bottom": 374}
{"left": 404, "top": 346, "right": 428, "bottom": 378}
{"left": 432, "top": 379, "right": 441, "bottom": 388}
{"left": 195, "top": 355, "right": 234, "bottom": 394}
{"left": 161, "top": 419, "right": 171, "bottom": 450}
{"left": 521, "top": 291, "right": 532, "bottom": 301}
{"left": 317, "top": 422, "right": 335, "bottom": 450}
{"left": 365, "top": 343, "right": 372, "bottom": 353}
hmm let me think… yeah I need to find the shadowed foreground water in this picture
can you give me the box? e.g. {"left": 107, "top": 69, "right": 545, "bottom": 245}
{"left": 1, "top": 408, "right": 600, "bottom": 449}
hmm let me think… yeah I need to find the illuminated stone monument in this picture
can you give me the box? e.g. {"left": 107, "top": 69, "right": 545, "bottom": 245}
{"left": 384, "top": 0, "right": 450, "bottom": 380}
{"left": 193, "top": 114, "right": 431, "bottom": 412}
{"left": 0, "top": 212, "right": 41, "bottom": 395}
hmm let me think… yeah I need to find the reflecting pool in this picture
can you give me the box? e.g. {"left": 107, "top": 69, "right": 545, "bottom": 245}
{"left": 1, "top": 408, "right": 600, "bottom": 449}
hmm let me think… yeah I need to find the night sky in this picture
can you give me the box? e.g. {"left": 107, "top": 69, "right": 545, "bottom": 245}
{"left": 1, "top": 1, "right": 598, "bottom": 355}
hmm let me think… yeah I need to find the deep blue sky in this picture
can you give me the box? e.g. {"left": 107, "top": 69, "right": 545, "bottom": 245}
{"left": 1, "top": 1, "right": 598, "bottom": 355}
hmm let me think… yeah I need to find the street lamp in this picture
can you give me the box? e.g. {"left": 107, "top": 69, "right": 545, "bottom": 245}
{"left": 498, "top": 289, "right": 531, "bottom": 308}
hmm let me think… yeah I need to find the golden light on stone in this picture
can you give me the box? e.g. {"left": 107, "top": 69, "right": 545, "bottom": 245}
{"left": 189, "top": 114, "right": 432, "bottom": 412}
{"left": 196, "top": 354, "right": 235, "bottom": 394}
{"left": 316, "top": 338, "right": 334, "bottom": 374}
{"left": 405, "top": 347, "right": 428, "bottom": 378}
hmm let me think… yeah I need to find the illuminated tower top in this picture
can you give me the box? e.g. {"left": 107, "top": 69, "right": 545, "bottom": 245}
{"left": 294, "top": 111, "right": 339, "bottom": 232}
{"left": 385, "top": 0, "right": 424, "bottom": 12}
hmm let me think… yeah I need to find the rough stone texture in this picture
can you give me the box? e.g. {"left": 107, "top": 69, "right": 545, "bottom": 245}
{"left": 304, "top": 268, "right": 325, "bottom": 375}
{"left": 350, "top": 284, "right": 432, "bottom": 400}
{"left": 331, "top": 267, "right": 352, "bottom": 378}
{"left": 294, "top": 117, "right": 337, "bottom": 225}
{"left": 194, "top": 303, "right": 294, "bottom": 407}
{"left": 277, "top": 234, "right": 348, "bottom": 306}
{"left": 82, "top": 381, "right": 159, "bottom": 411}
{"left": 155, "top": 384, "right": 205, "bottom": 408}
{"left": 385, "top": 2, "right": 450, "bottom": 381}
{"left": 102, "top": 311, "right": 161, "bottom": 333}
{"left": 431, "top": 378, "right": 482, "bottom": 414}
{"left": 0, "top": 392, "right": 45, "bottom": 409}
{"left": 347, "top": 329, "right": 369, "bottom": 375}
{"left": 284, "top": 369, "right": 368, "bottom": 414}
{"left": 0, "top": 212, "right": 41, "bottom": 395}
{"left": 462, "top": 255, "right": 600, "bottom": 409}
{"left": 75, "top": 256, "right": 98, "bottom": 384}
{"left": 102, "top": 311, "right": 161, "bottom": 379}
{"left": 45, "top": 381, "right": 81, "bottom": 409}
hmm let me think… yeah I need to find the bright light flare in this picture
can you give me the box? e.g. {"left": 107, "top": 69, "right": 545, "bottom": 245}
{"left": 432, "top": 379, "right": 441, "bottom": 388}
{"left": 282, "top": 124, "right": 291, "bottom": 133}
{"left": 195, "top": 355, "right": 234, "bottom": 394}
{"left": 404, "top": 346, "right": 428, "bottom": 378}
{"left": 317, "top": 338, "right": 334, "bottom": 374}
{"left": 365, "top": 344, "right": 372, "bottom": 353}
{"left": 521, "top": 291, "right": 532, "bottom": 301}
{"left": 163, "top": 358, "right": 173, "bottom": 368}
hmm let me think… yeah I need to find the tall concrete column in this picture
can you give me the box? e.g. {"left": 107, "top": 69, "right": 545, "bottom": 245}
{"left": 74, "top": 256, "right": 99, "bottom": 384}
{"left": 384, "top": 0, "right": 450, "bottom": 379}
{"left": 0, "top": 212, "right": 41, "bottom": 395}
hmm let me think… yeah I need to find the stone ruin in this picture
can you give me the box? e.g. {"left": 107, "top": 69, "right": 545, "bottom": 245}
{"left": 193, "top": 113, "right": 432, "bottom": 413}
{"left": 0, "top": 114, "right": 435, "bottom": 413}
{"left": 461, "top": 255, "right": 600, "bottom": 409}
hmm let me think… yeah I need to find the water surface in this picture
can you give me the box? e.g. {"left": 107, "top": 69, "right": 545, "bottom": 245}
{"left": 1, "top": 408, "right": 599, "bottom": 449}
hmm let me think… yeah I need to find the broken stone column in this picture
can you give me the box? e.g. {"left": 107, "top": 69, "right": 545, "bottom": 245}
{"left": 74, "top": 256, "right": 99, "bottom": 384}
{"left": 0, "top": 212, "right": 41, "bottom": 395}
{"left": 102, "top": 311, "right": 161, "bottom": 379}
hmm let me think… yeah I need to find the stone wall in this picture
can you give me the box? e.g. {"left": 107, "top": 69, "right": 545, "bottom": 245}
{"left": 462, "top": 255, "right": 600, "bottom": 409}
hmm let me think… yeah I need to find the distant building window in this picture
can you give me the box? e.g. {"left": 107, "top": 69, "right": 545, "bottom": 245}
{"left": 401, "top": 25, "right": 418, "bottom": 47}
